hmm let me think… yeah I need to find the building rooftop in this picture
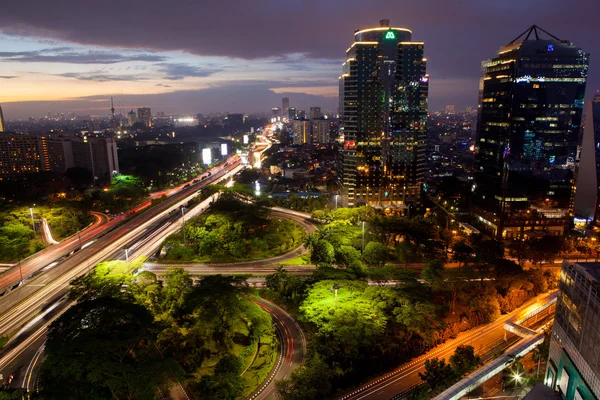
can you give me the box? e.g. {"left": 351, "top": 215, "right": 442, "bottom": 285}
{"left": 522, "top": 383, "right": 560, "bottom": 400}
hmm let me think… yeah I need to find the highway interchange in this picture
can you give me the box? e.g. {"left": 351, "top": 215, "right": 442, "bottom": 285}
{"left": 0, "top": 131, "right": 559, "bottom": 399}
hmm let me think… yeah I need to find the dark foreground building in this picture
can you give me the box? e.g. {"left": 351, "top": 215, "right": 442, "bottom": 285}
{"left": 472, "top": 25, "right": 589, "bottom": 239}
{"left": 339, "top": 19, "right": 428, "bottom": 209}
{"left": 546, "top": 261, "right": 600, "bottom": 399}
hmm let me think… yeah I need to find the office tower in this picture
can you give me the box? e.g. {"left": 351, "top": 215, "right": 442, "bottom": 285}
{"left": 0, "top": 105, "right": 5, "bottom": 132}
{"left": 445, "top": 105, "right": 455, "bottom": 113}
{"left": 291, "top": 119, "right": 310, "bottom": 145}
{"left": 546, "top": 261, "right": 600, "bottom": 398}
{"left": 288, "top": 107, "right": 297, "bottom": 120}
{"left": 271, "top": 107, "right": 281, "bottom": 121}
{"left": 472, "top": 25, "right": 589, "bottom": 239}
{"left": 282, "top": 98, "right": 290, "bottom": 121}
{"left": 339, "top": 19, "right": 428, "bottom": 207}
{"left": 309, "top": 106, "right": 322, "bottom": 120}
{"left": 127, "top": 110, "right": 137, "bottom": 126}
{"left": 574, "top": 94, "right": 600, "bottom": 224}
{"left": 312, "top": 119, "right": 331, "bottom": 144}
{"left": 137, "top": 107, "right": 152, "bottom": 127}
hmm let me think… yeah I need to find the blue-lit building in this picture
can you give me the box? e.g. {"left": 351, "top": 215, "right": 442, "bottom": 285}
{"left": 472, "top": 26, "right": 589, "bottom": 239}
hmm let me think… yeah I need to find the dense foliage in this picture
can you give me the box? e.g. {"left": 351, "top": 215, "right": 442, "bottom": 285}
{"left": 39, "top": 261, "right": 275, "bottom": 399}
{"left": 162, "top": 195, "right": 305, "bottom": 262}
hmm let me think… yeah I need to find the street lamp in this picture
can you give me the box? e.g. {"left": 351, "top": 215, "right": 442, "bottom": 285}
{"left": 335, "top": 194, "right": 340, "bottom": 209}
{"left": 361, "top": 221, "right": 366, "bottom": 254}
{"left": 181, "top": 207, "right": 186, "bottom": 245}
{"left": 331, "top": 284, "right": 341, "bottom": 309}
{"left": 29, "top": 207, "right": 35, "bottom": 234}
{"left": 125, "top": 248, "right": 129, "bottom": 262}
{"left": 512, "top": 372, "right": 522, "bottom": 389}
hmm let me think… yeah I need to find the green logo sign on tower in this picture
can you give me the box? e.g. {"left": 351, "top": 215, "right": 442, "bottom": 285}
{"left": 385, "top": 31, "right": 396, "bottom": 40}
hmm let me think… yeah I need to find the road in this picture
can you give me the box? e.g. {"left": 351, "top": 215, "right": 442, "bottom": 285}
{"left": 337, "top": 291, "right": 556, "bottom": 400}
{"left": 249, "top": 298, "right": 306, "bottom": 400}
{"left": 0, "top": 160, "right": 243, "bottom": 339}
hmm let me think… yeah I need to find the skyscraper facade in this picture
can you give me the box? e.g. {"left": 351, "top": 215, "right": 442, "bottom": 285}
{"left": 339, "top": 20, "right": 428, "bottom": 207}
{"left": 312, "top": 119, "right": 331, "bottom": 144}
{"left": 127, "top": 110, "right": 137, "bottom": 126}
{"left": 472, "top": 26, "right": 589, "bottom": 239}
{"left": 137, "top": 107, "right": 152, "bottom": 127}
{"left": 546, "top": 261, "right": 600, "bottom": 398}
{"left": 0, "top": 105, "right": 5, "bottom": 133}
{"left": 282, "top": 97, "right": 290, "bottom": 122}
{"left": 291, "top": 119, "right": 310, "bottom": 145}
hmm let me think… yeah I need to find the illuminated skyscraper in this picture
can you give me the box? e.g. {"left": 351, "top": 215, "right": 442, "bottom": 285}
{"left": 127, "top": 110, "right": 137, "bottom": 126}
{"left": 472, "top": 26, "right": 589, "bottom": 239}
{"left": 339, "top": 19, "right": 428, "bottom": 208}
{"left": 0, "top": 105, "right": 5, "bottom": 132}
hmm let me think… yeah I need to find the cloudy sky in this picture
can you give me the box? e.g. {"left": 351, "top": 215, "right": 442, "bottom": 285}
{"left": 0, "top": 0, "right": 598, "bottom": 118}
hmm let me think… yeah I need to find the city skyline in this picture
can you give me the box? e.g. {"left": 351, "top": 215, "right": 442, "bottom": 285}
{"left": 0, "top": 0, "right": 598, "bottom": 118}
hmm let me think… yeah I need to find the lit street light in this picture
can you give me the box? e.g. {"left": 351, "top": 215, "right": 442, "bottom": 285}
{"left": 361, "top": 221, "right": 365, "bottom": 254}
{"left": 331, "top": 284, "right": 341, "bottom": 309}
{"left": 335, "top": 194, "right": 340, "bottom": 209}
{"left": 29, "top": 207, "right": 35, "bottom": 234}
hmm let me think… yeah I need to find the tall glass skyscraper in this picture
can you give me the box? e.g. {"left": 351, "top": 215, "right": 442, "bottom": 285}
{"left": 472, "top": 26, "right": 589, "bottom": 239}
{"left": 0, "top": 105, "right": 5, "bottom": 133}
{"left": 339, "top": 20, "right": 428, "bottom": 208}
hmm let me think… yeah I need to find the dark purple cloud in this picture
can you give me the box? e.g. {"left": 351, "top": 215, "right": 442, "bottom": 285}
{"left": 158, "top": 63, "right": 222, "bottom": 80}
{"left": 0, "top": 0, "right": 598, "bottom": 109}
{"left": 0, "top": 48, "right": 166, "bottom": 64}
{"left": 56, "top": 72, "right": 148, "bottom": 82}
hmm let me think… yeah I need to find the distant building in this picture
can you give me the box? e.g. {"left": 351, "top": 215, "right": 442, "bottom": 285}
{"left": 282, "top": 98, "right": 290, "bottom": 121}
{"left": 472, "top": 26, "right": 589, "bottom": 239}
{"left": 225, "top": 113, "right": 244, "bottom": 125}
{"left": 546, "top": 261, "right": 600, "bottom": 399}
{"left": 309, "top": 107, "right": 322, "bottom": 120}
{"left": 137, "top": 107, "right": 152, "bottom": 127}
{"left": 339, "top": 19, "right": 428, "bottom": 207}
{"left": 311, "top": 119, "right": 331, "bottom": 144}
{"left": 127, "top": 110, "right": 137, "bottom": 126}
{"left": 0, "top": 105, "right": 5, "bottom": 132}
{"left": 288, "top": 107, "right": 297, "bottom": 120}
{"left": 445, "top": 105, "right": 455, "bottom": 113}
{"left": 271, "top": 107, "right": 281, "bottom": 121}
{"left": 0, "top": 133, "right": 118, "bottom": 181}
{"left": 291, "top": 119, "right": 310, "bottom": 145}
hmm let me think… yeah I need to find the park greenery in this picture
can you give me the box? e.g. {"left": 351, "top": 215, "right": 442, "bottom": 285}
{"left": 38, "top": 260, "right": 275, "bottom": 400}
{"left": 260, "top": 206, "right": 559, "bottom": 400}
{"left": 162, "top": 195, "right": 305, "bottom": 262}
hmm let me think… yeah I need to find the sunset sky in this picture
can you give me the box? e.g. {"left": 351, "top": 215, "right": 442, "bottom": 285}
{"left": 0, "top": 0, "right": 597, "bottom": 118}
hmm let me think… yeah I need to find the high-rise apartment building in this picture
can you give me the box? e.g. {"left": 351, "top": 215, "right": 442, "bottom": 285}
{"left": 0, "top": 133, "right": 118, "bottom": 181}
{"left": 137, "top": 107, "right": 152, "bottom": 127}
{"left": 312, "top": 119, "right": 331, "bottom": 144}
{"left": 472, "top": 26, "right": 589, "bottom": 239}
{"left": 282, "top": 98, "right": 290, "bottom": 121}
{"left": 309, "top": 107, "right": 322, "bottom": 120}
{"left": 445, "top": 105, "right": 456, "bottom": 113}
{"left": 546, "top": 261, "right": 600, "bottom": 399}
{"left": 127, "top": 110, "right": 137, "bottom": 126}
{"left": 291, "top": 119, "right": 310, "bottom": 145}
{"left": 0, "top": 105, "right": 5, "bottom": 133}
{"left": 288, "top": 107, "right": 297, "bottom": 120}
{"left": 339, "top": 19, "right": 428, "bottom": 207}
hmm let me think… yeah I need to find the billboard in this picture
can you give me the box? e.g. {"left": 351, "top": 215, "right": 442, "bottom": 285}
{"left": 202, "top": 148, "right": 212, "bottom": 165}
{"left": 220, "top": 143, "right": 228, "bottom": 156}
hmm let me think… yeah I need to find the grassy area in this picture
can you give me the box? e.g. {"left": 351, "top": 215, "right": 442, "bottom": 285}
{"left": 161, "top": 196, "right": 307, "bottom": 263}
{"left": 281, "top": 254, "right": 311, "bottom": 265}
{"left": 241, "top": 332, "right": 277, "bottom": 397}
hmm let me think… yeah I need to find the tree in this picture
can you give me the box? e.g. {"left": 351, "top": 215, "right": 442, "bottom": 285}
{"left": 363, "top": 241, "right": 389, "bottom": 267}
{"left": 419, "top": 357, "right": 456, "bottom": 391}
{"left": 276, "top": 355, "right": 333, "bottom": 400}
{"left": 395, "top": 241, "right": 419, "bottom": 267}
{"left": 65, "top": 166, "right": 93, "bottom": 187}
{"left": 161, "top": 267, "right": 193, "bottom": 316}
{"left": 449, "top": 345, "right": 480, "bottom": 376}
{"left": 310, "top": 239, "right": 335, "bottom": 265}
{"left": 421, "top": 259, "right": 445, "bottom": 285}
{"left": 40, "top": 297, "right": 178, "bottom": 400}
{"left": 335, "top": 245, "right": 362, "bottom": 269}
{"left": 191, "top": 354, "right": 245, "bottom": 400}
{"left": 452, "top": 242, "right": 473, "bottom": 269}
